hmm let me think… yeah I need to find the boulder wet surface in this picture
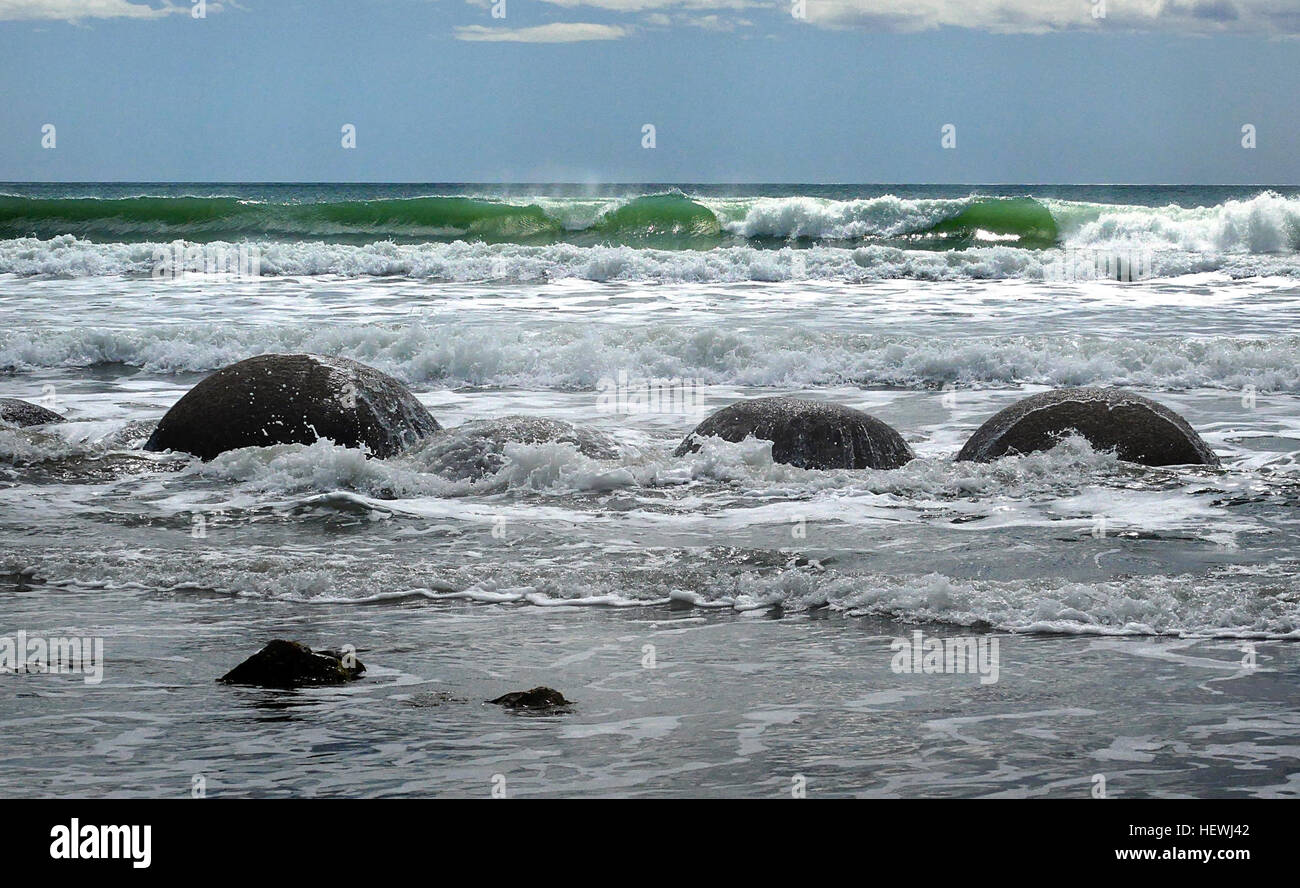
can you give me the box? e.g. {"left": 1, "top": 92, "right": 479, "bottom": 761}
{"left": 0, "top": 398, "right": 65, "bottom": 427}
{"left": 675, "top": 396, "right": 914, "bottom": 470}
{"left": 956, "top": 387, "right": 1220, "bottom": 466}
{"left": 143, "top": 353, "right": 440, "bottom": 460}
{"left": 219, "top": 639, "right": 365, "bottom": 688}
{"left": 488, "top": 687, "right": 573, "bottom": 710}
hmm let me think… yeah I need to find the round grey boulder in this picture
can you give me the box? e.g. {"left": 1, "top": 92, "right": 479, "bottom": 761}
{"left": 143, "top": 353, "right": 440, "bottom": 460}
{"left": 956, "top": 387, "right": 1219, "bottom": 466}
{"left": 674, "top": 396, "right": 914, "bottom": 470}
{"left": 420, "top": 415, "right": 619, "bottom": 480}
{"left": 0, "top": 398, "right": 65, "bottom": 427}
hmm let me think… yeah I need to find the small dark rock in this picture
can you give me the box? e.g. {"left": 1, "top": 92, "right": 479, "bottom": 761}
{"left": 488, "top": 686, "right": 572, "bottom": 710}
{"left": 219, "top": 639, "right": 365, "bottom": 688}
{"left": 0, "top": 398, "right": 65, "bottom": 428}
{"left": 675, "top": 396, "right": 914, "bottom": 470}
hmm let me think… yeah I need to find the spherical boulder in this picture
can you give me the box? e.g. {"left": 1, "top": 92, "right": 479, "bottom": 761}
{"left": 674, "top": 396, "right": 914, "bottom": 470}
{"left": 956, "top": 387, "right": 1219, "bottom": 466}
{"left": 419, "top": 415, "right": 619, "bottom": 480}
{"left": 0, "top": 398, "right": 65, "bottom": 427}
{"left": 143, "top": 353, "right": 440, "bottom": 460}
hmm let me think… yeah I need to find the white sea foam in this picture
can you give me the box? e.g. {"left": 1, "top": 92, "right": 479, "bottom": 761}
{"left": 717, "top": 194, "right": 959, "bottom": 240}
{"left": 1057, "top": 192, "right": 1300, "bottom": 254}
{"left": 5, "top": 548, "right": 1296, "bottom": 639}
{"left": 0, "top": 235, "right": 1059, "bottom": 281}
{"left": 0, "top": 236, "right": 1284, "bottom": 282}
{"left": 4, "top": 315, "right": 1299, "bottom": 392}
{"left": 169, "top": 433, "right": 1163, "bottom": 506}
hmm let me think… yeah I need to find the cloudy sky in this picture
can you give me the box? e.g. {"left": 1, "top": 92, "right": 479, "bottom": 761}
{"left": 0, "top": 0, "right": 1296, "bottom": 182}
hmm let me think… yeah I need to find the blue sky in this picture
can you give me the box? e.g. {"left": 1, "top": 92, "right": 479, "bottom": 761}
{"left": 0, "top": 0, "right": 1296, "bottom": 183}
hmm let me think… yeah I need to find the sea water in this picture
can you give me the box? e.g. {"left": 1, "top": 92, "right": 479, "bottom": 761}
{"left": 1, "top": 184, "right": 1298, "bottom": 797}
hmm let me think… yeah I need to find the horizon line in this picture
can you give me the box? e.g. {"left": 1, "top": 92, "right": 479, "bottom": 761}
{"left": 1, "top": 180, "right": 1296, "bottom": 188}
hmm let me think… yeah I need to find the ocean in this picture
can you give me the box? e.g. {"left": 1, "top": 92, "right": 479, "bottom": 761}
{"left": 2, "top": 183, "right": 1299, "bottom": 798}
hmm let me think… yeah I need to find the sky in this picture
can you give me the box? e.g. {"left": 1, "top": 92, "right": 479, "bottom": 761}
{"left": 0, "top": 0, "right": 1297, "bottom": 183}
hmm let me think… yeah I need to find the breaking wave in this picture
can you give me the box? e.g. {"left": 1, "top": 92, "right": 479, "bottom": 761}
{"left": 0, "top": 191, "right": 1296, "bottom": 281}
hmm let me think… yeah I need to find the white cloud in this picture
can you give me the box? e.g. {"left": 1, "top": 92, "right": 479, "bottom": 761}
{"left": 538, "top": 0, "right": 754, "bottom": 10}
{"left": 642, "top": 10, "right": 753, "bottom": 29}
{"left": 527, "top": 0, "right": 1300, "bottom": 34}
{"left": 454, "top": 22, "right": 629, "bottom": 42}
{"left": 0, "top": 0, "right": 185, "bottom": 21}
{"left": 801, "top": 0, "right": 1300, "bottom": 34}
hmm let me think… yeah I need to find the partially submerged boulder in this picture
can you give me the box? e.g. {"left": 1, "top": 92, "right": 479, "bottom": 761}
{"left": 488, "top": 687, "right": 572, "bottom": 710}
{"left": 420, "top": 415, "right": 618, "bottom": 480}
{"left": 956, "top": 387, "right": 1219, "bottom": 466}
{"left": 143, "top": 354, "right": 440, "bottom": 460}
{"left": 674, "top": 396, "right": 914, "bottom": 470}
{"left": 0, "top": 398, "right": 65, "bottom": 427}
{"left": 219, "top": 640, "right": 364, "bottom": 688}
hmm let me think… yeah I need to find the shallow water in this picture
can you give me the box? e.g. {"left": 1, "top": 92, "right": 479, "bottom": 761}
{"left": 6, "top": 579, "right": 1297, "bottom": 798}
{"left": 3, "top": 184, "right": 1300, "bottom": 797}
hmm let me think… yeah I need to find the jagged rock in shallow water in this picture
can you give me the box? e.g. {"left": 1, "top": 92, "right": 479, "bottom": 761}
{"left": 674, "top": 396, "right": 914, "bottom": 470}
{"left": 219, "top": 640, "right": 364, "bottom": 688}
{"left": 956, "top": 387, "right": 1220, "bottom": 467}
{"left": 420, "top": 415, "right": 619, "bottom": 480}
{"left": 488, "top": 687, "right": 572, "bottom": 710}
{"left": 143, "top": 353, "right": 440, "bottom": 460}
{"left": 0, "top": 398, "right": 65, "bottom": 427}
